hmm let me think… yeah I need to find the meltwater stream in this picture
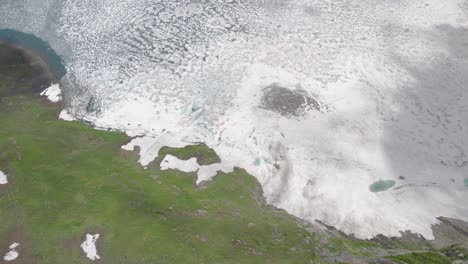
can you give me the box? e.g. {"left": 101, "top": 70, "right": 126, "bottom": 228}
{"left": 1, "top": 0, "right": 467, "bottom": 239}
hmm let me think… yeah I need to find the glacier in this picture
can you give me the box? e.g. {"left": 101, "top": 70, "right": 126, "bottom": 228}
{"left": 1, "top": 0, "right": 467, "bottom": 239}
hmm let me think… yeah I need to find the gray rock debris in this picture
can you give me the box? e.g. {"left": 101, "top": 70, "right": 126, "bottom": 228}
{"left": 260, "top": 84, "right": 320, "bottom": 117}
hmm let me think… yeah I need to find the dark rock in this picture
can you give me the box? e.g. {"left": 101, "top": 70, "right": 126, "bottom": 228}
{"left": 260, "top": 84, "right": 320, "bottom": 117}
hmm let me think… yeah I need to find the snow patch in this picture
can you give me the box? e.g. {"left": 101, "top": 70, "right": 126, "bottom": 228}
{"left": 160, "top": 155, "right": 199, "bottom": 173}
{"left": 0, "top": 170, "right": 8, "bottom": 184}
{"left": 160, "top": 154, "right": 234, "bottom": 184}
{"left": 3, "top": 243, "right": 19, "bottom": 261}
{"left": 80, "top": 234, "right": 100, "bottom": 261}
{"left": 40, "top": 83, "right": 62, "bottom": 103}
{"left": 122, "top": 136, "right": 195, "bottom": 167}
{"left": 59, "top": 110, "right": 76, "bottom": 121}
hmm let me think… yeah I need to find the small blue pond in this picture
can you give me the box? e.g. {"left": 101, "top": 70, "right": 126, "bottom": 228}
{"left": 369, "top": 180, "right": 396, "bottom": 193}
{"left": 253, "top": 158, "right": 261, "bottom": 166}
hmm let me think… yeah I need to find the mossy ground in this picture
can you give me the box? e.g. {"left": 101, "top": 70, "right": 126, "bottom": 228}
{"left": 386, "top": 251, "right": 452, "bottom": 264}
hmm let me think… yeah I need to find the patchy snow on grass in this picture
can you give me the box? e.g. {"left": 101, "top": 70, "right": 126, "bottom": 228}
{"left": 40, "top": 83, "right": 62, "bottom": 103}
{"left": 122, "top": 135, "right": 195, "bottom": 168}
{"left": 3, "top": 242, "right": 19, "bottom": 261}
{"left": 59, "top": 110, "right": 76, "bottom": 121}
{"left": 0, "top": 170, "right": 8, "bottom": 184}
{"left": 80, "top": 234, "right": 100, "bottom": 261}
{"left": 160, "top": 154, "right": 233, "bottom": 184}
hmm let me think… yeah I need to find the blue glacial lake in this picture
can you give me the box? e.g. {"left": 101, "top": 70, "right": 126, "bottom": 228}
{"left": 369, "top": 180, "right": 396, "bottom": 193}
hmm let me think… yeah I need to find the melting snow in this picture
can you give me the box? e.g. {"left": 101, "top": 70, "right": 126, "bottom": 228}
{"left": 0, "top": 170, "right": 8, "bottom": 184}
{"left": 122, "top": 135, "right": 195, "bottom": 167}
{"left": 3, "top": 243, "right": 19, "bottom": 261}
{"left": 40, "top": 83, "right": 62, "bottom": 103}
{"left": 59, "top": 110, "right": 76, "bottom": 121}
{"left": 160, "top": 154, "right": 233, "bottom": 184}
{"left": 80, "top": 234, "right": 100, "bottom": 261}
{"left": 160, "top": 155, "right": 199, "bottom": 172}
{"left": 100, "top": 0, "right": 468, "bottom": 239}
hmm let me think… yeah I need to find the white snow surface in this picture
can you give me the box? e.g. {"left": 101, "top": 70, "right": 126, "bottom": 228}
{"left": 160, "top": 154, "right": 233, "bottom": 184}
{"left": 59, "top": 110, "right": 76, "bottom": 121}
{"left": 80, "top": 234, "right": 100, "bottom": 261}
{"left": 3, "top": 243, "right": 19, "bottom": 262}
{"left": 0, "top": 170, "right": 7, "bottom": 185}
{"left": 122, "top": 135, "right": 195, "bottom": 167}
{"left": 161, "top": 155, "right": 199, "bottom": 173}
{"left": 40, "top": 83, "right": 62, "bottom": 103}
{"left": 2, "top": 0, "right": 468, "bottom": 239}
